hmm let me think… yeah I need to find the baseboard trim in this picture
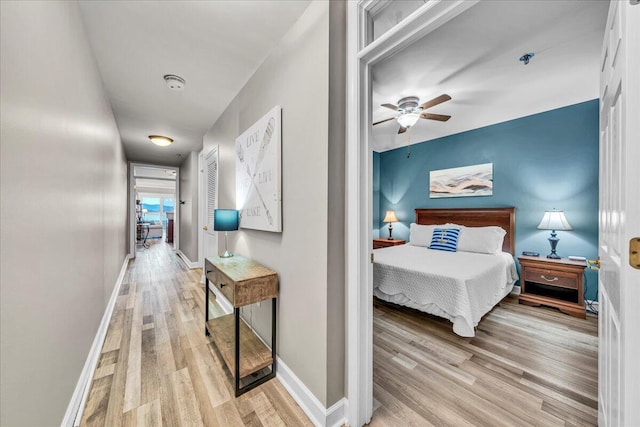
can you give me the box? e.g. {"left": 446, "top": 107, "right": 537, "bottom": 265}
{"left": 276, "top": 359, "right": 348, "bottom": 427}
{"left": 586, "top": 300, "right": 599, "bottom": 314}
{"left": 509, "top": 285, "right": 521, "bottom": 296}
{"left": 206, "top": 282, "right": 347, "bottom": 427}
{"left": 62, "top": 254, "right": 133, "bottom": 427}
{"left": 177, "top": 250, "right": 201, "bottom": 269}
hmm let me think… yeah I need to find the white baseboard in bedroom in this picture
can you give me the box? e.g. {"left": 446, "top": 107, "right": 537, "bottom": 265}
{"left": 510, "top": 285, "right": 521, "bottom": 296}
{"left": 177, "top": 250, "right": 201, "bottom": 269}
{"left": 62, "top": 253, "right": 133, "bottom": 427}
{"left": 207, "top": 283, "right": 347, "bottom": 427}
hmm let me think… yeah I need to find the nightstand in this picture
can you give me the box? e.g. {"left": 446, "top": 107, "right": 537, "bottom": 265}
{"left": 373, "top": 238, "right": 406, "bottom": 249}
{"left": 518, "top": 255, "right": 587, "bottom": 319}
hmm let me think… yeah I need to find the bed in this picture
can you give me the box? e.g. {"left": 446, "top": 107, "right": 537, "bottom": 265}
{"left": 373, "top": 207, "right": 518, "bottom": 337}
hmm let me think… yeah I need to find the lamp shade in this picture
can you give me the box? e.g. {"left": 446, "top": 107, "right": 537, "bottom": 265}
{"left": 537, "top": 210, "right": 572, "bottom": 231}
{"left": 383, "top": 210, "right": 398, "bottom": 223}
{"left": 397, "top": 112, "right": 420, "bottom": 128}
{"left": 213, "top": 209, "right": 239, "bottom": 231}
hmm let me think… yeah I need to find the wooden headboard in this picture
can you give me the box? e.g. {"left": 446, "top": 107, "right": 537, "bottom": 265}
{"left": 414, "top": 207, "right": 516, "bottom": 254}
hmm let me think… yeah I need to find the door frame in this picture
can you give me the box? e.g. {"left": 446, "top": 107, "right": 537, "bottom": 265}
{"left": 345, "top": 1, "right": 480, "bottom": 425}
{"left": 128, "top": 162, "right": 180, "bottom": 257}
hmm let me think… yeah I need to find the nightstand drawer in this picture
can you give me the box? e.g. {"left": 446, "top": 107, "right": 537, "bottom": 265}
{"left": 524, "top": 268, "right": 578, "bottom": 290}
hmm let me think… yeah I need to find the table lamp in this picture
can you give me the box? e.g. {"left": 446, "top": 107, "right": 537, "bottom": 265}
{"left": 383, "top": 210, "right": 399, "bottom": 240}
{"left": 537, "top": 209, "right": 572, "bottom": 259}
{"left": 214, "top": 209, "right": 239, "bottom": 258}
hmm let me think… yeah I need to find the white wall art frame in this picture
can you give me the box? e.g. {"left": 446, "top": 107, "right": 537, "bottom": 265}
{"left": 235, "top": 106, "right": 282, "bottom": 232}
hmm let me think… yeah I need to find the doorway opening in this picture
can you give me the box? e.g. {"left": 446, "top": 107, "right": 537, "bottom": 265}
{"left": 129, "top": 164, "right": 179, "bottom": 257}
{"left": 346, "top": 1, "right": 610, "bottom": 425}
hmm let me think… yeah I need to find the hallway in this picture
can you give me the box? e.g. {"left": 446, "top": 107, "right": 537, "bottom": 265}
{"left": 80, "top": 241, "right": 311, "bottom": 426}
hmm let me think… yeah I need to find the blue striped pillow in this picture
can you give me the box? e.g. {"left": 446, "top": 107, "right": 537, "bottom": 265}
{"left": 429, "top": 228, "right": 460, "bottom": 252}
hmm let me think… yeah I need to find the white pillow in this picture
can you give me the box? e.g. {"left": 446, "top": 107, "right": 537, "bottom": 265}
{"left": 409, "top": 223, "right": 453, "bottom": 247}
{"left": 446, "top": 224, "right": 506, "bottom": 254}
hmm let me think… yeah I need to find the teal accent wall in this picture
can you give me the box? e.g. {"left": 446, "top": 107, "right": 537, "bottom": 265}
{"left": 375, "top": 100, "right": 599, "bottom": 300}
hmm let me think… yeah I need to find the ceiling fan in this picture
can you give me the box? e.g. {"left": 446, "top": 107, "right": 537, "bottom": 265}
{"left": 373, "top": 94, "right": 452, "bottom": 134}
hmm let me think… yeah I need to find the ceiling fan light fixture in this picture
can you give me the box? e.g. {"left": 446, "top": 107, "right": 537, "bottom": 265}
{"left": 397, "top": 112, "right": 420, "bottom": 128}
{"left": 148, "top": 135, "right": 174, "bottom": 147}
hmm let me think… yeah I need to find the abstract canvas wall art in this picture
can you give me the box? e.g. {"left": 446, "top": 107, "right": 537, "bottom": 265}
{"left": 429, "top": 163, "right": 493, "bottom": 198}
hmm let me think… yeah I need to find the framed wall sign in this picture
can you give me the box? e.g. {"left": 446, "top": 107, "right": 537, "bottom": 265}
{"left": 235, "top": 106, "right": 282, "bottom": 232}
{"left": 429, "top": 163, "right": 493, "bottom": 198}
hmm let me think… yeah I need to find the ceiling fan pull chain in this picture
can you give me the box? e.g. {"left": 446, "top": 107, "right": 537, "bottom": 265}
{"left": 407, "top": 129, "right": 411, "bottom": 159}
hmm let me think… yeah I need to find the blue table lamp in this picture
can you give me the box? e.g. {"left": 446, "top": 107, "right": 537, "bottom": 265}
{"left": 214, "top": 209, "right": 239, "bottom": 258}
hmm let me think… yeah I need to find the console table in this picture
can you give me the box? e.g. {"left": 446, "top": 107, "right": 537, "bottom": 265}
{"left": 204, "top": 255, "right": 278, "bottom": 396}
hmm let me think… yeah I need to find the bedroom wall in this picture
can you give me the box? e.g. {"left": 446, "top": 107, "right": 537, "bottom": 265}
{"left": 1, "top": 1, "right": 129, "bottom": 424}
{"left": 375, "top": 100, "right": 599, "bottom": 300}
{"left": 202, "top": 0, "right": 345, "bottom": 409}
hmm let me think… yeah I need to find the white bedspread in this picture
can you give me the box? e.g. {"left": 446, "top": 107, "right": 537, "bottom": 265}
{"left": 373, "top": 245, "right": 518, "bottom": 337}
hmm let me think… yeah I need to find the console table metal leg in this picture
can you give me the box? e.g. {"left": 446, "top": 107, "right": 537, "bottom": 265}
{"left": 272, "top": 297, "right": 277, "bottom": 375}
{"left": 234, "top": 307, "right": 241, "bottom": 396}
{"left": 205, "top": 277, "right": 210, "bottom": 336}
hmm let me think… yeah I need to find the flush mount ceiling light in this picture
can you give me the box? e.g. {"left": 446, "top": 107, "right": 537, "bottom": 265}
{"left": 163, "top": 74, "right": 185, "bottom": 91}
{"left": 148, "top": 135, "right": 174, "bottom": 147}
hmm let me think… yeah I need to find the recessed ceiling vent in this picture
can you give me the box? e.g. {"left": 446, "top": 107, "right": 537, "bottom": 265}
{"left": 164, "top": 74, "right": 185, "bottom": 91}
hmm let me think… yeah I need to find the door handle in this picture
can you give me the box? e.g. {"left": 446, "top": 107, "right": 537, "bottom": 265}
{"left": 630, "top": 238, "right": 640, "bottom": 269}
{"left": 587, "top": 257, "right": 601, "bottom": 270}
{"left": 203, "top": 226, "right": 208, "bottom": 231}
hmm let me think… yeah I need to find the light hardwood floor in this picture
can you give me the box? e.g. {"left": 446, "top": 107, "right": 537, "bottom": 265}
{"left": 80, "top": 241, "right": 312, "bottom": 427}
{"left": 370, "top": 296, "right": 598, "bottom": 426}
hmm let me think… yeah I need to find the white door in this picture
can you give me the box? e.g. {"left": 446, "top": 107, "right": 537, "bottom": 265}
{"left": 202, "top": 147, "right": 219, "bottom": 263}
{"left": 598, "top": 1, "right": 640, "bottom": 426}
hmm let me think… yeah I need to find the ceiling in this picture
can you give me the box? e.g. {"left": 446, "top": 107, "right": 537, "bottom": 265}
{"left": 79, "top": 1, "right": 311, "bottom": 166}
{"left": 371, "top": 0, "right": 608, "bottom": 152}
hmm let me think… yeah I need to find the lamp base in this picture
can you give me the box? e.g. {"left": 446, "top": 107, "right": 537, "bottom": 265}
{"left": 546, "top": 230, "right": 560, "bottom": 259}
{"left": 220, "top": 231, "right": 234, "bottom": 258}
{"left": 387, "top": 223, "right": 393, "bottom": 240}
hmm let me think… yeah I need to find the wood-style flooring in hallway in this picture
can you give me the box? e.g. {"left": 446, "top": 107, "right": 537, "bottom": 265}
{"left": 80, "top": 241, "right": 312, "bottom": 427}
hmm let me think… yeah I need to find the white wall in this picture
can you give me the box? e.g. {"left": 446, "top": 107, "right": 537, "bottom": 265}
{"left": 202, "top": 0, "right": 345, "bottom": 408}
{"left": 0, "top": 2, "right": 128, "bottom": 425}
{"left": 179, "top": 151, "right": 199, "bottom": 261}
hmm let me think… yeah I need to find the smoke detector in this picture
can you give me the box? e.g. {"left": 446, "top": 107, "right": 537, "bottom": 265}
{"left": 164, "top": 74, "right": 185, "bottom": 91}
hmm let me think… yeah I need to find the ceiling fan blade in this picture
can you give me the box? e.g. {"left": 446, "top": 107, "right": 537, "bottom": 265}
{"left": 420, "top": 94, "right": 451, "bottom": 110}
{"left": 373, "top": 116, "right": 397, "bottom": 126}
{"left": 421, "top": 113, "right": 451, "bottom": 122}
{"left": 398, "top": 126, "right": 407, "bottom": 134}
{"left": 381, "top": 103, "right": 399, "bottom": 111}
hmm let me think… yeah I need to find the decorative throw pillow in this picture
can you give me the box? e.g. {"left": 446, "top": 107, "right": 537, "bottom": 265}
{"left": 429, "top": 228, "right": 460, "bottom": 252}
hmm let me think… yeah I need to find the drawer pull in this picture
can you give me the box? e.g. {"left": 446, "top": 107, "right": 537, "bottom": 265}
{"left": 540, "top": 275, "right": 558, "bottom": 282}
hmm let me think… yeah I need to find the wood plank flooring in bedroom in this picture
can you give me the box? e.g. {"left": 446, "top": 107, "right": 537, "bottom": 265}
{"left": 371, "top": 296, "right": 598, "bottom": 427}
